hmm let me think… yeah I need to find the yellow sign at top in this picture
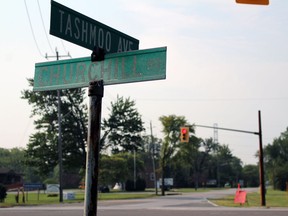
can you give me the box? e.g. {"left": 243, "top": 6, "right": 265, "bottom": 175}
{"left": 236, "top": 0, "right": 269, "bottom": 5}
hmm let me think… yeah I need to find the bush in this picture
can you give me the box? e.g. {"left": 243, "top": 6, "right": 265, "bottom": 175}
{"left": 0, "top": 184, "right": 7, "bottom": 203}
{"left": 99, "top": 186, "right": 110, "bottom": 193}
{"left": 125, "top": 178, "right": 146, "bottom": 191}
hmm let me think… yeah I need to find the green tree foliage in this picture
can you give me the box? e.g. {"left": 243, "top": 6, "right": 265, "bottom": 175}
{"left": 242, "top": 164, "right": 259, "bottom": 187}
{"left": 99, "top": 154, "right": 128, "bottom": 186}
{"left": 264, "top": 127, "right": 288, "bottom": 190}
{"left": 205, "top": 143, "right": 243, "bottom": 188}
{"left": 21, "top": 79, "right": 88, "bottom": 178}
{"left": 176, "top": 137, "right": 218, "bottom": 189}
{"left": 99, "top": 152, "right": 144, "bottom": 188}
{"left": 195, "top": 138, "right": 219, "bottom": 185}
{"left": 103, "top": 96, "right": 145, "bottom": 153}
{"left": 173, "top": 136, "right": 243, "bottom": 189}
{"left": 158, "top": 115, "right": 194, "bottom": 195}
{"left": 0, "top": 148, "right": 25, "bottom": 173}
{"left": 0, "top": 147, "right": 40, "bottom": 183}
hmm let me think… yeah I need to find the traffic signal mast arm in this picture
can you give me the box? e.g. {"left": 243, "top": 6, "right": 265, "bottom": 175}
{"left": 194, "top": 124, "right": 259, "bottom": 135}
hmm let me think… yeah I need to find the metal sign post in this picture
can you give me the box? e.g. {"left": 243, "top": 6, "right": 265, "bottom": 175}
{"left": 83, "top": 80, "right": 103, "bottom": 216}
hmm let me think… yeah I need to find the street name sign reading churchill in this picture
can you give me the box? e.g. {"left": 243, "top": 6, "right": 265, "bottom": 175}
{"left": 33, "top": 47, "right": 166, "bottom": 91}
{"left": 50, "top": 0, "right": 139, "bottom": 53}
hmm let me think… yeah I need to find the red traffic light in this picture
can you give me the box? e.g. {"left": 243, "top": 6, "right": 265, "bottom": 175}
{"left": 181, "top": 128, "right": 187, "bottom": 134}
{"left": 180, "top": 127, "right": 189, "bottom": 143}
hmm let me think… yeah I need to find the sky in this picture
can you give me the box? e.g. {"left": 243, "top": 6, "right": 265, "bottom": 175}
{"left": 1, "top": 0, "right": 288, "bottom": 165}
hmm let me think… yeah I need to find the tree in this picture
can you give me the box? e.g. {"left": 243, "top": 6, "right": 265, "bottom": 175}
{"left": 264, "top": 127, "right": 288, "bottom": 190}
{"left": 158, "top": 115, "right": 194, "bottom": 195}
{"left": 99, "top": 154, "right": 128, "bottom": 187}
{"left": 208, "top": 144, "right": 243, "bottom": 188}
{"left": 0, "top": 147, "right": 41, "bottom": 183}
{"left": 99, "top": 152, "right": 145, "bottom": 189}
{"left": 178, "top": 137, "right": 218, "bottom": 189}
{"left": 242, "top": 164, "right": 259, "bottom": 187}
{"left": 0, "top": 148, "right": 26, "bottom": 173}
{"left": 215, "top": 144, "right": 233, "bottom": 187}
{"left": 102, "top": 96, "right": 145, "bottom": 153}
{"left": 193, "top": 138, "right": 218, "bottom": 189}
{"left": 21, "top": 79, "right": 88, "bottom": 179}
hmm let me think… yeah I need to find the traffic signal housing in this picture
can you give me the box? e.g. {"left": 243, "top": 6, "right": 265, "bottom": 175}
{"left": 180, "top": 127, "right": 189, "bottom": 143}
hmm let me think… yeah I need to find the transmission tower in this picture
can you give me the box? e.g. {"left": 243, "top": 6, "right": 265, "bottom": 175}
{"left": 213, "top": 123, "right": 218, "bottom": 144}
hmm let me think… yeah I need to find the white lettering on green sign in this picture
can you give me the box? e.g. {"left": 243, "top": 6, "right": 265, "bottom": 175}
{"left": 34, "top": 47, "right": 167, "bottom": 91}
{"left": 36, "top": 56, "right": 145, "bottom": 88}
{"left": 58, "top": 9, "right": 134, "bottom": 53}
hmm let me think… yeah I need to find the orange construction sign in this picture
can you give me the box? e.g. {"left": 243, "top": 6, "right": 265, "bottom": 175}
{"left": 234, "top": 184, "right": 247, "bottom": 204}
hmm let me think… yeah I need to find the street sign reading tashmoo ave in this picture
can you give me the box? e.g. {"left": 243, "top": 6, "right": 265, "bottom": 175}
{"left": 33, "top": 47, "right": 166, "bottom": 91}
{"left": 50, "top": 0, "right": 139, "bottom": 53}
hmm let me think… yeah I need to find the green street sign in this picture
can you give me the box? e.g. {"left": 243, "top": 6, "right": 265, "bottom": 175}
{"left": 50, "top": 0, "right": 139, "bottom": 53}
{"left": 33, "top": 47, "right": 167, "bottom": 91}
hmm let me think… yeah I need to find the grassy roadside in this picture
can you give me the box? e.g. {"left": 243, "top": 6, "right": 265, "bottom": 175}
{"left": 1, "top": 188, "right": 287, "bottom": 208}
{"left": 209, "top": 188, "right": 288, "bottom": 207}
{"left": 0, "top": 190, "right": 156, "bottom": 207}
{"left": 0, "top": 188, "right": 211, "bottom": 207}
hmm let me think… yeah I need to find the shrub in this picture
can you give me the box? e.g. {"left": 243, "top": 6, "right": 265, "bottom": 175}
{"left": 0, "top": 184, "right": 7, "bottom": 203}
{"left": 125, "top": 178, "right": 146, "bottom": 191}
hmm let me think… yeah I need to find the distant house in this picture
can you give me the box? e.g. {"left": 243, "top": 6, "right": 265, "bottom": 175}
{"left": 0, "top": 168, "right": 23, "bottom": 190}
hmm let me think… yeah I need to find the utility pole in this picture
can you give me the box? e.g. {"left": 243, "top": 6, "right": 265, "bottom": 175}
{"left": 213, "top": 123, "right": 221, "bottom": 188}
{"left": 150, "top": 121, "right": 158, "bottom": 195}
{"left": 134, "top": 148, "right": 136, "bottom": 190}
{"left": 45, "top": 48, "right": 70, "bottom": 203}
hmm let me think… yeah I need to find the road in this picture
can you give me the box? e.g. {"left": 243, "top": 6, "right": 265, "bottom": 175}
{"left": 1, "top": 188, "right": 288, "bottom": 216}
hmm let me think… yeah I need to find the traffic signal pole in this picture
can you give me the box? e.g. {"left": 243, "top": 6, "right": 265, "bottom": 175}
{"left": 194, "top": 110, "right": 266, "bottom": 206}
{"left": 258, "top": 111, "right": 266, "bottom": 206}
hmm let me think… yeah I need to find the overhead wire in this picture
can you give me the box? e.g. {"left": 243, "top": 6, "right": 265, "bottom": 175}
{"left": 24, "top": 0, "right": 45, "bottom": 58}
{"left": 37, "top": 0, "right": 54, "bottom": 53}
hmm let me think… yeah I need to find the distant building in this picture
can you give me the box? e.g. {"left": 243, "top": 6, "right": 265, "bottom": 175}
{"left": 0, "top": 168, "right": 23, "bottom": 190}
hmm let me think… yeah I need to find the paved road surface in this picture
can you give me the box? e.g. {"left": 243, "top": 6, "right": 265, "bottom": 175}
{"left": 1, "top": 188, "right": 288, "bottom": 216}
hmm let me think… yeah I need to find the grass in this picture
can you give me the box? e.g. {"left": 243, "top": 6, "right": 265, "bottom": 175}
{"left": 98, "top": 192, "right": 155, "bottom": 200}
{"left": 0, "top": 190, "right": 156, "bottom": 207}
{"left": 170, "top": 187, "right": 220, "bottom": 193}
{"left": 210, "top": 188, "right": 288, "bottom": 207}
{"left": 1, "top": 188, "right": 287, "bottom": 208}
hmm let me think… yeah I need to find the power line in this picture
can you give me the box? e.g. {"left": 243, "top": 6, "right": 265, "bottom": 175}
{"left": 37, "top": 0, "right": 54, "bottom": 53}
{"left": 24, "top": 0, "right": 45, "bottom": 58}
{"left": 132, "top": 97, "right": 288, "bottom": 102}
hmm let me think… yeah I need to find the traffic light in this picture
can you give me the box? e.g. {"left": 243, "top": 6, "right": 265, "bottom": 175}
{"left": 236, "top": 0, "right": 269, "bottom": 5}
{"left": 180, "top": 127, "right": 189, "bottom": 143}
